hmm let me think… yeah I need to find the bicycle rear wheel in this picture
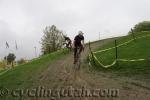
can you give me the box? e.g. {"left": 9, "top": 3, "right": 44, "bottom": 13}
{"left": 74, "top": 47, "right": 81, "bottom": 70}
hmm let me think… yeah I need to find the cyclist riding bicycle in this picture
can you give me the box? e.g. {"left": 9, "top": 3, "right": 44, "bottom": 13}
{"left": 73, "top": 31, "right": 85, "bottom": 64}
{"left": 63, "top": 35, "right": 72, "bottom": 50}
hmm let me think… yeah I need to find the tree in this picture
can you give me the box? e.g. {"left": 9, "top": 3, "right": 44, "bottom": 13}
{"left": 7, "top": 53, "right": 16, "bottom": 67}
{"left": 130, "top": 21, "right": 150, "bottom": 33}
{"left": 41, "top": 25, "right": 65, "bottom": 54}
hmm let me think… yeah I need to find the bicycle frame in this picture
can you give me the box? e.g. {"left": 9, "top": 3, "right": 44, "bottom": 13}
{"left": 74, "top": 47, "right": 81, "bottom": 70}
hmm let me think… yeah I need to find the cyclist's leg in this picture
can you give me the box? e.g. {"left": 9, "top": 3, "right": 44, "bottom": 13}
{"left": 74, "top": 47, "right": 77, "bottom": 64}
{"left": 67, "top": 41, "right": 71, "bottom": 50}
{"left": 69, "top": 41, "right": 72, "bottom": 50}
{"left": 79, "top": 45, "right": 83, "bottom": 54}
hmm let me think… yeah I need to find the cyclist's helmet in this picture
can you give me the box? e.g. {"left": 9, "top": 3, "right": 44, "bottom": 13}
{"left": 78, "top": 31, "right": 84, "bottom": 35}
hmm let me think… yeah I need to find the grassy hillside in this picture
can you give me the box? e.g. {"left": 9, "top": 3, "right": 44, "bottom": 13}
{"left": 92, "top": 31, "right": 150, "bottom": 81}
{"left": 0, "top": 49, "right": 68, "bottom": 98}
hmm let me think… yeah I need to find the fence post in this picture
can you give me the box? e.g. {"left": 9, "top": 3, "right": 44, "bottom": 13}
{"left": 89, "top": 41, "right": 96, "bottom": 65}
{"left": 115, "top": 40, "right": 119, "bottom": 67}
{"left": 131, "top": 28, "right": 136, "bottom": 41}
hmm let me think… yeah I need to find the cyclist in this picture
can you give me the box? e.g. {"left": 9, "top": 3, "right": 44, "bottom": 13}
{"left": 63, "top": 35, "right": 72, "bottom": 50}
{"left": 73, "top": 31, "right": 85, "bottom": 64}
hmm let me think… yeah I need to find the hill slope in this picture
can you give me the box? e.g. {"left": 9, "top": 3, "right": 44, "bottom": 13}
{"left": 0, "top": 36, "right": 150, "bottom": 100}
{"left": 92, "top": 31, "right": 150, "bottom": 81}
{"left": 0, "top": 50, "right": 68, "bottom": 90}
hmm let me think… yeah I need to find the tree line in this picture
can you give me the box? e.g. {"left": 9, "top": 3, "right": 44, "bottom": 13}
{"left": 129, "top": 21, "right": 150, "bottom": 34}
{"left": 3, "top": 25, "right": 66, "bottom": 68}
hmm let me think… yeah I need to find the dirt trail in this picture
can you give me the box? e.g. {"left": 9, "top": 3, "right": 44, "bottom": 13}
{"left": 27, "top": 39, "right": 150, "bottom": 100}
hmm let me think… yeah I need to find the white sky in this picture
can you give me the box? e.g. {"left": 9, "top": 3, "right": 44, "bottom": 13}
{"left": 0, "top": 0, "right": 150, "bottom": 60}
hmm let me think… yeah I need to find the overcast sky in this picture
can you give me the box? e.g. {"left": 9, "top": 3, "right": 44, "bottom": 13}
{"left": 0, "top": 0, "right": 150, "bottom": 60}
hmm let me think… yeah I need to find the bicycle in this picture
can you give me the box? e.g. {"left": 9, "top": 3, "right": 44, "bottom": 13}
{"left": 73, "top": 46, "right": 83, "bottom": 80}
{"left": 74, "top": 47, "right": 81, "bottom": 70}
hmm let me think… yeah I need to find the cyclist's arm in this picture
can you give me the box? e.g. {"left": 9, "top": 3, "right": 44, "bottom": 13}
{"left": 81, "top": 39, "right": 85, "bottom": 51}
{"left": 82, "top": 35, "right": 85, "bottom": 48}
{"left": 82, "top": 40, "right": 85, "bottom": 47}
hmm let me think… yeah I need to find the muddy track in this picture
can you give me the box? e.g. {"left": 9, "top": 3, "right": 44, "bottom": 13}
{"left": 25, "top": 39, "right": 150, "bottom": 100}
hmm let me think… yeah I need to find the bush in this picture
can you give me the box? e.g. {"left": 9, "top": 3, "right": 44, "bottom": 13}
{"left": 131, "top": 21, "right": 150, "bottom": 33}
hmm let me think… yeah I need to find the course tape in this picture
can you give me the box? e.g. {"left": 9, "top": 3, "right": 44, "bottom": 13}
{"left": 118, "top": 58, "right": 150, "bottom": 62}
{"left": 93, "top": 34, "right": 150, "bottom": 54}
{"left": 92, "top": 54, "right": 150, "bottom": 68}
{"left": 93, "top": 54, "right": 116, "bottom": 68}
{"left": 89, "top": 34, "right": 150, "bottom": 68}
{"left": 0, "top": 69, "right": 10, "bottom": 76}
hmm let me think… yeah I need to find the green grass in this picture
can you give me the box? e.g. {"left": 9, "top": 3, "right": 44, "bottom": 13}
{"left": 0, "top": 69, "right": 5, "bottom": 73}
{"left": 0, "top": 49, "right": 69, "bottom": 99}
{"left": 93, "top": 31, "right": 150, "bottom": 81}
{"left": 96, "top": 31, "right": 150, "bottom": 51}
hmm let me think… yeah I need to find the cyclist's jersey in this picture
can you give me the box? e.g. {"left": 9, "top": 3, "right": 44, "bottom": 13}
{"left": 74, "top": 35, "right": 84, "bottom": 47}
